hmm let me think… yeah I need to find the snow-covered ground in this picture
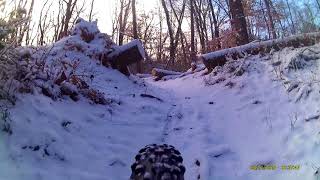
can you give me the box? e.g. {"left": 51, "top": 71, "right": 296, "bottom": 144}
{"left": 1, "top": 20, "right": 320, "bottom": 180}
{"left": 2, "top": 69, "right": 173, "bottom": 180}
{"left": 148, "top": 45, "right": 320, "bottom": 180}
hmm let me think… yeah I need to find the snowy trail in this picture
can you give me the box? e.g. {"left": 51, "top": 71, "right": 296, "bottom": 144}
{"left": 151, "top": 79, "right": 240, "bottom": 180}
{"left": 2, "top": 44, "right": 320, "bottom": 180}
{"left": 161, "top": 93, "right": 211, "bottom": 180}
{"left": 4, "top": 65, "right": 320, "bottom": 180}
{"left": 149, "top": 78, "right": 274, "bottom": 180}
{"left": 148, "top": 56, "right": 320, "bottom": 180}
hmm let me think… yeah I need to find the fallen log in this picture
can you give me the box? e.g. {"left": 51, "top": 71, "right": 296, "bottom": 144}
{"left": 151, "top": 64, "right": 206, "bottom": 81}
{"left": 151, "top": 68, "right": 182, "bottom": 81}
{"left": 107, "top": 39, "right": 145, "bottom": 75}
{"left": 201, "top": 32, "right": 320, "bottom": 71}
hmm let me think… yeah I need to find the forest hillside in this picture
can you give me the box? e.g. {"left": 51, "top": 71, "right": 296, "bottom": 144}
{"left": 1, "top": 0, "right": 320, "bottom": 180}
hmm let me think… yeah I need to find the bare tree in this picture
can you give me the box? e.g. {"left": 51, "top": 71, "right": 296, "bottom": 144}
{"left": 37, "top": 0, "right": 51, "bottom": 45}
{"left": 88, "top": 0, "right": 95, "bottom": 22}
{"left": 58, "top": 0, "right": 79, "bottom": 40}
{"left": 194, "top": 0, "right": 211, "bottom": 52}
{"left": 118, "top": 0, "right": 131, "bottom": 45}
{"left": 156, "top": 4, "right": 167, "bottom": 63}
{"left": 284, "top": 0, "right": 295, "bottom": 34}
{"left": 24, "top": 0, "right": 35, "bottom": 45}
{"left": 17, "top": 0, "right": 34, "bottom": 45}
{"left": 208, "top": 0, "right": 220, "bottom": 48}
{"left": 4, "top": 0, "right": 35, "bottom": 45}
{"left": 161, "top": 0, "right": 186, "bottom": 67}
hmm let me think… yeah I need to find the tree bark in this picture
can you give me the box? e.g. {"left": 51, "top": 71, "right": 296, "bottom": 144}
{"left": 229, "top": 0, "right": 249, "bottom": 45}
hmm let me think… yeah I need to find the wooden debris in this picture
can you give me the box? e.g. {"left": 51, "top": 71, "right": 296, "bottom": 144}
{"left": 107, "top": 40, "right": 145, "bottom": 76}
{"left": 151, "top": 68, "right": 182, "bottom": 81}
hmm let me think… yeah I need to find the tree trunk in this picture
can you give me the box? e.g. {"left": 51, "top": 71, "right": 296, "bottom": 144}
{"left": 170, "top": 0, "right": 186, "bottom": 66}
{"left": 260, "top": 0, "right": 271, "bottom": 38}
{"left": 264, "top": 0, "right": 276, "bottom": 39}
{"left": 208, "top": 0, "right": 220, "bottom": 49}
{"left": 132, "top": 0, "right": 138, "bottom": 39}
{"left": 190, "top": 0, "right": 196, "bottom": 62}
{"left": 229, "top": 0, "right": 249, "bottom": 45}
{"left": 157, "top": 6, "right": 164, "bottom": 62}
{"left": 131, "top": 0, "right": 142, "bottom": 73}
{"left": 194, "top": 0, "right": 206, "bottom": 52}
{"left": 161, "top": 0, "right": 175, "bottom": 66}
{"left": 180, "top": 33, "right": 187, "bottom": 67}
{"left": 118, "top": 0, "right": 131, "bottom": 46}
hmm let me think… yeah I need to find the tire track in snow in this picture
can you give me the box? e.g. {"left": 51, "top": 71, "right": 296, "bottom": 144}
{"left": 159, "top": 105, "right": 177, "bottom": 143}
{"left": 160, "top": 93, "right": 225, "bottom": 180}
{"left": 149, "top": 79, "right": 239, "bottom": 180}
